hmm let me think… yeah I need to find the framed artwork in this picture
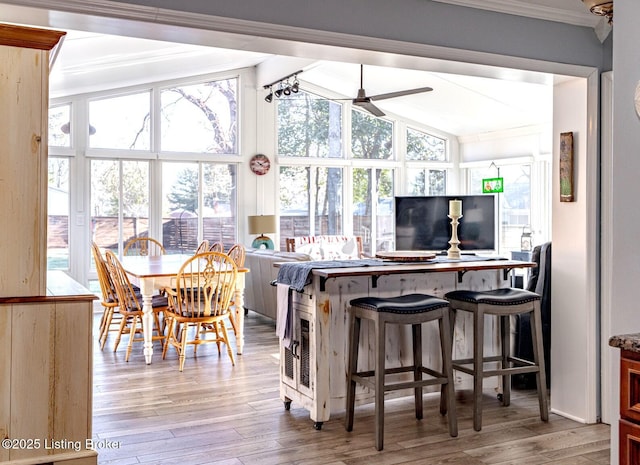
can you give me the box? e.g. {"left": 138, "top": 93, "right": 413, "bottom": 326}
{"left": 559, "top": 131, "right": 574, "bottom": 202}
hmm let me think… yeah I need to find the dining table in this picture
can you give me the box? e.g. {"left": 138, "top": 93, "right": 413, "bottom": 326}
{"left": 121, "top": 253, "right": 249, "bottom": 364}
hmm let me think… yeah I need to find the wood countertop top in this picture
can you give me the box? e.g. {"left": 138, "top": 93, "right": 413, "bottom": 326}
{"left": 0, "top": 270, "right": 97, "bottom": 303}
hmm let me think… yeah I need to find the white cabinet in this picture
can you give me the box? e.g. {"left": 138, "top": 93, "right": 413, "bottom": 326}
{"left": 280, "top": 291, "right": 320, "bottom": 425}
{"left": 281, "top": 303, "right": 313, "bottom": 399}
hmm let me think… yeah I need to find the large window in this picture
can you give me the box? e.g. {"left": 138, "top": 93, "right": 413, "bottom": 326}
{"left": 406, "top": 127, "right": 446, "bottom": 161}
{"left": 162, "top": 162, "right": 237, "bottom": 253}
{"left": 48, "top": 104, "right": 71, "bottom": 148}
{"left": 277, "top": 91, "right": 342, "bottom": 158}
{"left": 353, "top": 168, "right": 395, "bottom": 253}
{"left": 276, "top": 91, "right": 449, "bottom": 253}
{"left": 90, "top": 159, "right": 150, "bottom": 254}
{"left": 278, "top": 166, "right": 343, "bottom": 247}
{"left": 406, "top": 127, "right": 447, "bottom": 195}
{"left": 88, "top": 91, "right": 151, "bottom": 150}
{"left": 277, "top": 91, "right": 345, "bottom": 247}
{"left": 351, "top": 110, "right": 393, "bottom": 159}
{"left": 468, "top": 162, "right": 538, "bottom": 253}
{"left": 48, "top": 157, "right": 70, "bottom": 269}
{"left": 160, "top": 79, "right": 238, "bottom": 154}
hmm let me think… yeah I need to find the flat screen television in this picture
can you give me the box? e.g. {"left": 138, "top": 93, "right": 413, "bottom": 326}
{"left": 394, "top": 195, "right": 497, "bottom": 253}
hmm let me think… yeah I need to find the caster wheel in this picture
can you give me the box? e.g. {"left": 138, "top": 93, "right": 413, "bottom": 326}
{"left": 497, "top": 393, "right": 503, "bottom": 402}
{"left": 313, "top": 422, "right": 323, "bottom": 430}
{"left": 284, "top": 401, "right": 291, "bottom": 411}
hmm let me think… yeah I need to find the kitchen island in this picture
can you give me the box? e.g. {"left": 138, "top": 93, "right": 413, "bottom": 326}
{"left": 276, "top": 257, "right": 535, "bottom": 428}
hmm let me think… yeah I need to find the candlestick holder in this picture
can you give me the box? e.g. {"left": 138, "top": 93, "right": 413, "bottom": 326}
{"left": 447, "top": 214, "right": 462, "bottom": 259}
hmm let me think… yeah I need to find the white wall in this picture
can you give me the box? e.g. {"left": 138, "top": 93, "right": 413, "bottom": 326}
{"left": 459, "top": 125, "right": 552, "bottom": 163}
{"left": 607, "top": 0, "right": 640, "bottom": 461}
{"left": 550, "top": 74, "right": 600, "bottom": 423}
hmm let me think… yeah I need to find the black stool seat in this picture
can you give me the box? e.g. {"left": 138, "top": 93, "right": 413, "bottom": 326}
{"left": 350, "top": 294, "right": 449, "bottom": 313}
{"left": 345, "top": 293, "right": 457, "bottom": 451}
{"left": 445, "top": 287, "right": 548, "bottom": 432}
{"left": 444, "top": 288, "right": 540, "bottom": 306}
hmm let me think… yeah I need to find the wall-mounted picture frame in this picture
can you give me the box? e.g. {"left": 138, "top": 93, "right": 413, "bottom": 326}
{"left": 559, "top": 131, "right": 574, "bottom": 202}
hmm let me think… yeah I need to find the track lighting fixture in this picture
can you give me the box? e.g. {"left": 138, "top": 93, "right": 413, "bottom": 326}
{"left": 264, "top": 86, "right": 273, "bottom": 103}
{"left": 262, "top": 70, "right": 303, "bottom": 103}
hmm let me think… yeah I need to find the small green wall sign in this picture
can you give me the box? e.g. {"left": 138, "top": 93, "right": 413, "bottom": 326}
{"left": 482, "top": 177, "right": 504, "bottom": 193}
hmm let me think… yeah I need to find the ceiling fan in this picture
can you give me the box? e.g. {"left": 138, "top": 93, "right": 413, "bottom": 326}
{"left": 350, "top": 64, "right": 433, "bottom": 117}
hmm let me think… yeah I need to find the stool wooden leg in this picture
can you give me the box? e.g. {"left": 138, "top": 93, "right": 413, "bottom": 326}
{"left": 374, "top": 317, "right": 386, "bottom": 451}
{"left": 439, "top": 309, "right": 458, "bottom": 437}
{"left": 500, "top": 314, "right": 511, "bottom": 407}
{"left": 345, "top": 312, "right": 360, "bottom": 432}
{"left": 442, "top": 307, "right": 456, "bottom": 415}
{"left": 530, "top": 303, "right": 549, "bottom": 422}
{"left": 473, "top": 308, "right": 485, "bottom": 431}
{"left": 412, "top": 323, "right": 424, "bottom": 420}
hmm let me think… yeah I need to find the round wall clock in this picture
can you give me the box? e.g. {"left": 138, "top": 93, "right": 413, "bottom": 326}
{"left": 249, "top": 154, "right": 271, "bottom": 176}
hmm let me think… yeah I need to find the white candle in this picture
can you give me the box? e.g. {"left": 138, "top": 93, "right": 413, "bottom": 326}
{"left": 449, "top": 199, "right": 462, "bottom": 217}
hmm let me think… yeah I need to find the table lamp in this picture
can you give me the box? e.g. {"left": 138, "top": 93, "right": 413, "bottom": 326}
{"left": 248, "top": 214, "right": 277, "bottom": 249}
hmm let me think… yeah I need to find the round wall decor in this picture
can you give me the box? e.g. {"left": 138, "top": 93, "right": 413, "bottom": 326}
{"left": 249, "top": 154, "right": 271, "bottom": 175}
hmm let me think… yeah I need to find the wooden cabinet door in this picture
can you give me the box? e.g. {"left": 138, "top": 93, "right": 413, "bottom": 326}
{"left": 621, "top": 351, "right": 640, "bottom": 423}
{"left": 0, "top": 44, "right": 47, "bottom": 297}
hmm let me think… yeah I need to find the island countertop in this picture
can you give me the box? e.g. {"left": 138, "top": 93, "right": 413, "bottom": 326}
{"left": 609, "top": 334, "right": 640, "bottom": 353}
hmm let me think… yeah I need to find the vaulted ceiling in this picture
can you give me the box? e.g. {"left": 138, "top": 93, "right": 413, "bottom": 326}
{"left": 10, "top": 0, "right": 605, "bottom": 137}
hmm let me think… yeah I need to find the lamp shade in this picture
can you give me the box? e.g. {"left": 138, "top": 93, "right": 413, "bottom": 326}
{"left": 248, "top": 215, "right": 277, "bottom": 235}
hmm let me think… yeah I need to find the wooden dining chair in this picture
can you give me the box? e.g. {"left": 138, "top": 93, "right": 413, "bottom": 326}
{"left": 162, "top": 251, "right": 238, "bottom": 371}
{"left": 226, "top": 243, "right": 246, "bottom": 268}
{"left": 91, "top": 242, "right": 122, "bottom": 350}
{"left": 123, "top": 237, "right": 166, "bottom": 256}
{"left": 195, "top": 239, "right": 210, "bottom": 254}
{"left": 104, "top": 250, "right": 168, "bottom": 361}
{"left": 208, "top": 241, "right": 224, "bottom": 253}
{"left": 224, "top": 243, "right": 246, "bottom": 335}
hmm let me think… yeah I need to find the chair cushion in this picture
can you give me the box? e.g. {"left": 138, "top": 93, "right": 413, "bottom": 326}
{"left": 350, "top": 293, "right": 449, "bottom": 314}
{"left": 445, "top": 288, "right": 540, "bottom": 305}
{"left": 140, "top": 294, "right": 168, "bottom": 308}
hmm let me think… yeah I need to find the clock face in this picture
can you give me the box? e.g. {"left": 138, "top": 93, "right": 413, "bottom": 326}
{"left": 250, "top": 154, "right": 271, "bottom": 176}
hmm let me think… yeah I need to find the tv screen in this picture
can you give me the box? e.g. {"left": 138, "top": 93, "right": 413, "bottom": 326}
{"left": 394, "top": 195, "right": 497, "bottom": 253}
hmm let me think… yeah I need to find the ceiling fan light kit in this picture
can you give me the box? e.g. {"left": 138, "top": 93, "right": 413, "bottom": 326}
{"left": 582, "top": 0, "right": 613, "bottom": 23}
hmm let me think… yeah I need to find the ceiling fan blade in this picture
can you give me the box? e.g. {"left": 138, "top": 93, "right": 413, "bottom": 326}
{"left": 353, "top": 99, "right": 386, "bottom": 117}
{"left": 370, "top": 86, "right": 433, "bottom": 101}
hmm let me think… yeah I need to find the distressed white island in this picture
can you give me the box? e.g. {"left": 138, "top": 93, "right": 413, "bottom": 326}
{"left": 277, "top": 258, "right": 535, "bottom": 429}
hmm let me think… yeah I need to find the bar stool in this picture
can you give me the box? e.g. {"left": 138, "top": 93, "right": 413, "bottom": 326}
{"left": 345, "top": 293, "right": 458, "bottom": 451}
{"left": 445, "top": 288, "right": 548, "bottom": 431}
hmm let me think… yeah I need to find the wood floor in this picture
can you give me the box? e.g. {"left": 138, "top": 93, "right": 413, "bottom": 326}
{"left": 92, "top": 308, "right": 610, "bottom": 465}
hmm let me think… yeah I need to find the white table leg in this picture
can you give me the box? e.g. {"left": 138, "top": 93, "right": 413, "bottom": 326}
{"left": 234, "top": 273, "right": 245, "bottom": 354}
{"left": 139, "top": 277, "right": 155, "bottom": 364}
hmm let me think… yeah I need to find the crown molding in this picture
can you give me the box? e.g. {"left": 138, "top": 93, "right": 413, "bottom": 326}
{"left": 0, "top": 0, "right": 605, "bottom": 71}
{"left": 432, "top": 0, "right": 600, "bottom": 28}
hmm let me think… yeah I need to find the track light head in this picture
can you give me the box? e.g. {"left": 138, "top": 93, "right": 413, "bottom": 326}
{"left": 263, "top": 71, "right": 303, "bottom": 102}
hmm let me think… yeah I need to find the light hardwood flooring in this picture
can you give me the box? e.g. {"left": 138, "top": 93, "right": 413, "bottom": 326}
{"left": 92, "top": 308, "right": 610, "bottom": 465}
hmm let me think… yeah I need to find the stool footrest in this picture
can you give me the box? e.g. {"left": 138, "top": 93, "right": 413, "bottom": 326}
{"left": 352, "top": 367, "right": 448, "bottom": 392}
{"left": 452, "top": 356, "right": 540, "bottom": 377}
